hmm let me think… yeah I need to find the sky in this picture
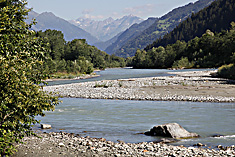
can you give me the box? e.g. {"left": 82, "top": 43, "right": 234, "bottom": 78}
{"left": 27, "top": 0, "right": 198, "bottom": 21}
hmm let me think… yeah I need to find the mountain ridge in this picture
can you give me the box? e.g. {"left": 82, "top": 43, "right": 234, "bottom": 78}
{"left": 112, "top": 0, "right": 215, "bottom": 57}
{"left": 104, "top": 17, "right": 158, "bottom": 54}
{"left": 145, "top": 0, "right": 235, "bottom": 51}
{"left": 131, "top": 0, "right": 235, "bottom": 69}
{"left": 27, "top": 11, "right": 100, "bottom": 44}
{"left": 70, "top": 15, "right": 143, "bottom": 42}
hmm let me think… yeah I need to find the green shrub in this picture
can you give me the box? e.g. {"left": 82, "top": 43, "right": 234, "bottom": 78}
{"left": 172, "top": 57, "right": 194, "bottom": 69}
{"left": 0, "top": 1, "right": 59, "bottom": 156}
{"left": 217, "top": 64, "right": 235, "bottom": 80}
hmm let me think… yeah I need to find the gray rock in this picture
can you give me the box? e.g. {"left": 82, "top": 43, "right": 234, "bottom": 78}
{"left": 145, "top": 123, "right": 199, "bottom": 139}
{"left": 58, "top": 143, "right": 65, "bottom": 147}
{"left": 41, "top": 124, "right": 52, "bottom": 129}
{"left": 153, "top": 138, "right": 180, "bottom": 144}
{"left": 211, "top": 134, "right": 224, "bottom": 137}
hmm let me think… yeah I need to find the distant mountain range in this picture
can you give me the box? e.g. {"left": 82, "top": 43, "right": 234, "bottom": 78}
{"left": 26, "top": 0, "right": 215, "bottom": 57}
{"left": 27, "top": 11, "right": 143, "bottom": 46}
{"left": 27, "top": 11, "right": 99, "bottom": 44}
{"left": 109, "top": 0, "right": 215, "bottom": 57}
{"left": 70, "top": 15, "right": 143, "bottom": 41}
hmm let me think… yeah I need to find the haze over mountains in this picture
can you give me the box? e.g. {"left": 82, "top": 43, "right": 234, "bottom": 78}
{"left": 109, "top": 0, "right": 215, "bottom": 57}
{"left": 27, "top": 11, "right": 99, "bottom": 44}
{"left": 70, "top": 15, "right": 143, "bottom": 41}
{"left": 27, "top": 0, "right": 215, "bottom": 57}
{"left": 27, "top": 11, "right": 143, "bottom": 45}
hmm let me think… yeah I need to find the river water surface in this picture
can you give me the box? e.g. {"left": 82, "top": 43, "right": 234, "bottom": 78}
{"left": 38, "top": 68, "right": 235, "bottom": 148}
{"left": 48, "top": 68, "right": 209, "bottom": 86}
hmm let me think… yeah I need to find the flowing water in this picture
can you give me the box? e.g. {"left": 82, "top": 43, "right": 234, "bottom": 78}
{"left": 47, "top": 68, "right": 210, "bottom": 86}
{"left": 38, "top": 68, "right": 235, "bottom": 147}
{"left": 37, "top": 98, "right": 235, "bottom": 148}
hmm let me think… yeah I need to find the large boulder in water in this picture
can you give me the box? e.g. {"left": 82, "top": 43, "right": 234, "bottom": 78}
{"left": 144, "top": 123, "right": 199, "bottom": 139}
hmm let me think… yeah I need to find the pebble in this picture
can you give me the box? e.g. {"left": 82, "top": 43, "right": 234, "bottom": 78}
{"left": 13, "top": 132, "right": 235, "bottom": 157}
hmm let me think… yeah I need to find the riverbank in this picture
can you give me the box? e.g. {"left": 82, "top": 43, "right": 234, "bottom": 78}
{"left": 13, "top": 132, "right": 235, "bottom": 157}
{"left": 44, "top": 70, "right": 235, "bottom": 103}
{"left": 45, "top": 74, "right": 100, "bottom": 82}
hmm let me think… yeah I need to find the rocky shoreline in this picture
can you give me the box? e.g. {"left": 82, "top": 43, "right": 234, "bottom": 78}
{"left": 13, "top": 70, "right": 235, "bottom": 156}
{"left": 13, "top": 132, "right": 235, "bottom": 157}
{"left": 44, "top": 70, "right": 235, "bottom": 103}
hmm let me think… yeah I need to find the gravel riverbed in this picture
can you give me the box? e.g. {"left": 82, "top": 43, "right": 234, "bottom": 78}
{"left": 13, "top": 132, "right": 235, "bottom": 157}
{"left": 44, "top": 70, "right": 235, "bottom": 103}
{"left": 13, "top": 70, "right": 235, "bottom": 156}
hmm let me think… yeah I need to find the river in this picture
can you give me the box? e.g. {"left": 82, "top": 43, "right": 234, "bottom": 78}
{"left": 37, "top": 68, "right": 235, "bottom": 148}
{"left": 47, "top": 68, "right": 209, "bottom": 86}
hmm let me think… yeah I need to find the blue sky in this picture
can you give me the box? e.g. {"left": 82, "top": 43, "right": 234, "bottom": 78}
{"left": 28, "top": 0, "right": 198, "bottom": 20}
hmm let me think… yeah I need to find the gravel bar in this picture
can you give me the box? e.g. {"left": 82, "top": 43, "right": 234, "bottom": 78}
{"left": 44, "top": 70, "right": 235, "bottom": 103}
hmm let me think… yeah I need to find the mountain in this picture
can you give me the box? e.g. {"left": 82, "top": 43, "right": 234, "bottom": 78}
{"left": 93, "top": 31, "right": 124, "bottom": 51}
{"left": 111, "top": 0, "right": 214, "bottom": 57}
{"left": 70, "top": 15, "right": 143, "bottom": 41}
{"left": 27, "top": 11, "right": 100, "bottom": 44}
{"left": 131, "top": 0, "right": 235, "bottom": 69}
{"left": 145, "top": 0, "right": 235, "bottom": 51}
{"left": 104, "top": 17, "right": 158, "bottom": 55}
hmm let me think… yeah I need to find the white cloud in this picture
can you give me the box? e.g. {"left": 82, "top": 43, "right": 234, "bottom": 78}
{"left": 123, "top": 4, "right": 155, "bottom": 17}
{"left": 83, "top": 14, "right": 104, "bottom": 20}
{"left": 111, "top": 12, "right": 121, "bottom": 19}
{"left": 81, "top": 8, "right": 104, "bottom": 20}
{"left": 82, "top": 8, "right": 94, "bottom": 15}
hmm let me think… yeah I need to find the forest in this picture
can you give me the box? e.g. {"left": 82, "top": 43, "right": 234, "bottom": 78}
{"left": 131, "top": 0, "right": 235, "bottom": 79}
{"left": 36, "top": 30, "right": 126, "bottom": 78}
{"left": 131, "top": 23, "right": 235, "bottom": 69}
{"left": 145, "top": 0, "right": 235, "bottom": 50}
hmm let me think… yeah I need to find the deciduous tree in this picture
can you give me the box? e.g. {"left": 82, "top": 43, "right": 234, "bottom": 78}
{"left": 0, "top": 0, "right": 59, "bottom": 155}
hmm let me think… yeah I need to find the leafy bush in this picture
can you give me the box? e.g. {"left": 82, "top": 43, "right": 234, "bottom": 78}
{"left": 172, "top": 57, "right": 194, "bottom": 69}
{"left": 217, "top": 64, "right": 235, "bottom": 80}
{"left": 0, "top": 0, "right": 59, "bottom": 156}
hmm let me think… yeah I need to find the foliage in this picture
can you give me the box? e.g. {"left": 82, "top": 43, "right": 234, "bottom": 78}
{"left": 172, "top": 57, "right": 194, "bottom": 69}
{"left": 132, "top": 41, "right": 186, "bottom": 69}
{"left": 131, "top": 0, "right": 235, "bottom": 70}
{"left": 131, "top": 23, "right": 235, "bottom": 69}
{"left": 0, "top": 0, "right": 59, "bottom": 156}
{"left": 217, "top": 64, "right": 235, "bottom": 80}
{"left": 36, "top": 30, "right": 126, "bottom": 76}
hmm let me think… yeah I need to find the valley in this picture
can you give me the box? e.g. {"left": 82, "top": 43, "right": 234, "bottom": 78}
{"left": 1, "top": 0, "right": 235, "bottom": 156}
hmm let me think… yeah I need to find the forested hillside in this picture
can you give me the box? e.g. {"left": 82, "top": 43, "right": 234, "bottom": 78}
{"left": 113, "top": 0, "right": 214, "bottom": 57}
{"left": 104, "top": 17, "right": 157, "bottom": 54}
{"left": 145, "top": 0, "right": 235, "bottom": 50}
{"left": 132, "top": 25, "right": 235, "bottom": 69}
{"left": 36, "top": 30, "right": 126, "bottom": 77}
{"left": 131, "top": 0, "right": 235, "bottom": 70}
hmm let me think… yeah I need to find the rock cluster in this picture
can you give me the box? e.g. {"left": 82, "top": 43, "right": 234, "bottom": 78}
{"left": 14, "top": 132, "right": 235, "bottom": 157}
